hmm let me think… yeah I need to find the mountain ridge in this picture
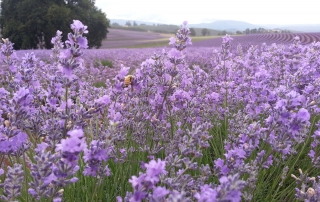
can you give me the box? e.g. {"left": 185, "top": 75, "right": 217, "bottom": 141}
{"left": 110, "top": 19, "right": 320, "bottom": 33}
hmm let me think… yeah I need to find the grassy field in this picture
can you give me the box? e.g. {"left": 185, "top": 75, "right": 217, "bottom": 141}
{"left": 118, "top": 35, "right": 222, "bottom": 48}
{"left": 100, "top": 28, "right": 224, "bottom": 49}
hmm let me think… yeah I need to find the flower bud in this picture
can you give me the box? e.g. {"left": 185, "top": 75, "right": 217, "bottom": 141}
{"left": 88, "top": 108, "right": 95, "bottom": 113}
{"left": 58, "top": 189, "right": 64, "bottom": 194}
{"left": 307, "top": 187, "right": 315, "bottom": 197}
{"left": 4, "top": 120, "right": 10, "bottom": 127}
{"left": 291, "top": 174, "right": 299, "bottom": 181}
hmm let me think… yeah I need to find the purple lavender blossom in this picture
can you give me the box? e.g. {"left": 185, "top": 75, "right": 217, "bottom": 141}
{"left": 195, "top": 174, "right": 245, "bottom": 202}
{"left": 0, "top": 164, "right": 24, "bottom": 201}
{"left": 125, "top": 159, "right": 167, "bottom": 201}
{"left": 56, "top": 129, "right": 86, "bottom": 153}
{"left": 169, "top": 21, "right": 192, "bottom": 51}
{"left": 0, "top": 132, "right": 28, "bottom": 155}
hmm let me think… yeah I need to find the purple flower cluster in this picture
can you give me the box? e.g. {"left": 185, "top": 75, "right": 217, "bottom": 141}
{"left": 59, "top": 20, "right": 88, "bottom": 77}
{"left": 169, "top": 21, "right": 192, "bottom": 51}
{"left": 122, "top": 159, "right": 168, "bottom": 202}
{"left": 0, "top": 164, "right": 24, "bottom": 201}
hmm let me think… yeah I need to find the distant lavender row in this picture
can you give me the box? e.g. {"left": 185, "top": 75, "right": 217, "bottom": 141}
{"left": 192, "top": 32, "right": 320, "bottom": 48}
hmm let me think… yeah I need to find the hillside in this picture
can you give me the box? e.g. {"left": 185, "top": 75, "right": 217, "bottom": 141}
{"left": 110, "top": 19, "right": 320, "bottom": 33}
{"left": 110, "top": 22, "right": 222, "bottom": 36}
{"left": 188, "top": 20, "right": 260, "bottom": 32}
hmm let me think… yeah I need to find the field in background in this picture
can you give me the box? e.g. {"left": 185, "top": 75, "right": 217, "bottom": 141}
{"left": 192, "top": 32, "right": 320, "bottom": 48}
{"left": 101, "top": 28, "right": 224, "bottom": 49}
{"left": 102, "top": 29, "right": 320, "bottom": 49}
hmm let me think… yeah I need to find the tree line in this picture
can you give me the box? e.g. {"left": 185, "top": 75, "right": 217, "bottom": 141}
{"left": 0, "top": 0, "right": 110, "bottom": 50}
{"left": 242, "top": 28, "right": 291, "bottom": 34}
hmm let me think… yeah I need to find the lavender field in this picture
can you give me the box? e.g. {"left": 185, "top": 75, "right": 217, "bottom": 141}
{"left": 101, "top": 28, "right": 320, "bottom": 50}
{"left": 0, "top": 20, "right": 320, "bottom": 202}
{"left": 100, "top": 28, "right": 171, "bottom": 49}
{"left": 192, "top": 32, "right": 320, "bottom": 48}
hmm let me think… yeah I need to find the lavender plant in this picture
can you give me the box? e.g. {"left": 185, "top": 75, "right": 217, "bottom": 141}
{"left": 0, "top": 19, "right": 320, "bottom": 202}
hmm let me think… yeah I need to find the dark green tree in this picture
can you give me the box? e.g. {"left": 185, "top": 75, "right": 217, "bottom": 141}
{"left": 112, "top": 22, "right": 120, "bottom": 27}
{"left": 189, "top": 28, "right": 196, "bottom": 36}
{"left": 125, "top": 21, "right": 132, "bottom": 27}
{"left": 0, "top": 0, "right": 110, "bottom": 49}
{"left": 250, "top": 28, "right": 257, "bottom": 34}
{"left": 201, "top": 28, "right": 208, "bottom": 36}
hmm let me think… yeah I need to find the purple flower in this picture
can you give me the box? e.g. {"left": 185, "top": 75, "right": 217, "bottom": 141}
{"left": 152, "top": 186, "right": 170, "bottom": 200}
{"left": 297, "top": 108, "right": 310, "bottom": 122}
{"left": 59, "top": 99, "right": 73, "bottom": 110}
{"left": 182, "top": 21, "right": 188, "bottom": 26}
{"left": 131, "top": 191, "right": 147, "bottom": 202}
{"left": 169, "top": 21, "right": 192, "bottom": 51}
{"left": 145, "top": 159, "right": 167, "bottom": 177}
{"left": 43, "top": 173, "right": 57, "bottom": 186}
{"left": 222, "top": 34, "right": 234, "bottom": 44}
{"left": 0, "top": 132, "right": 28, "bottom": 154}
{"left": 214, "top": 158, "right": 230, "bottom": 176}
{"left": 169, "top": 37, "right": 176, "bottom": 45}
{"left": 129, "top": 175, "right": 143, "bottom": 188}
{"left": 195, "top": 184, "right": 217, "bottom": 202}
{"left": 77, "top": 37, "right": 88, "bottom": 49}
{"left": 127, "top": 159, "right": 168, "bottom": 201}
{"left": 28, "top": 188, "right": 37, "bottom": 197}
{"left": 95, "top": 95, "right": 111, "bottom": 106}
{"left": 34, "top": 142, "right": 49, "bottom": 153}
{"left": 217, "top": 174, "right": 245, "bottom": 202}
{"left": 71, "top": 20, "right": 88, "bottom": 34}
{"left": 83, "top": 140, "right": 110, "bottom": 177}
{"left": 13, "top": 87, "right": 32, "bottom": 106}
{"left": 116, "top": 196, "right": 123, "bottom": 202}
{"left": 1, "top": 164, "right": 24, "bottom": 201}
{"left": 60, "top": 49, "right": 72, "bottom": 59}
{"left": 56, "top": 129, "right": 87, "bottom": 154}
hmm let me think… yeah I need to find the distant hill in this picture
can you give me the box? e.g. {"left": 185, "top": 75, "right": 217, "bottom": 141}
{"left": 188, "top": 20, "right": 262, "bottom": 32}
{"left": 110, "top": 20, "right": 221, "bottom": 36}
{"left": 110, "top": 19, "right": 320, "bottom": 33}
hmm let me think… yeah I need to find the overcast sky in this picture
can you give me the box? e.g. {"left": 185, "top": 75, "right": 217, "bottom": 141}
{"left": 95, "top": 0, "right": 320, "bottom": 25}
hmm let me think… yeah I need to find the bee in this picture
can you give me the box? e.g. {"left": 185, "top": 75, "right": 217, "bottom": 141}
{"left": 124, "top": 75, "right": 134, "bottom": 88}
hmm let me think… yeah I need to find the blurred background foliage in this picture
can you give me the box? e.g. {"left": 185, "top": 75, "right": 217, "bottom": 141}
{"left": 0, "top": 0, "right": 110, "bottom": 49}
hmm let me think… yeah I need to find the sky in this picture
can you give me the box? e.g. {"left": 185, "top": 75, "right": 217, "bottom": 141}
{"left": 95, "top": 0, "right": 320, "bottom": 25}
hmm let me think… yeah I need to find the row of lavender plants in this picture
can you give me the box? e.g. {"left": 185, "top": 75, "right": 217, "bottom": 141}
{"left": 0, "top": 20, "right": 320, "bottom": 202}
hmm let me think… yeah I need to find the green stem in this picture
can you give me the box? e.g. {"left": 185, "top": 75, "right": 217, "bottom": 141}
{"left": 63, "top": 86, "right": 69, "bottom": 138}
{"left": 286, "top": 116, "right": 316, "bottom": 178}
{"left": 270, "top": 117, "right": 317, "bottom": 201}
{"left": 155, "top": 72, "right": 175, "bottom": 119}
{"left": 0, "top": 155, "right": 5, "bottom": 169}
{"left": 23, "top": 153, "right": 29, "bottom": 202}
{"left": 91, "top": 178, "right": 102, "bottom": 201}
